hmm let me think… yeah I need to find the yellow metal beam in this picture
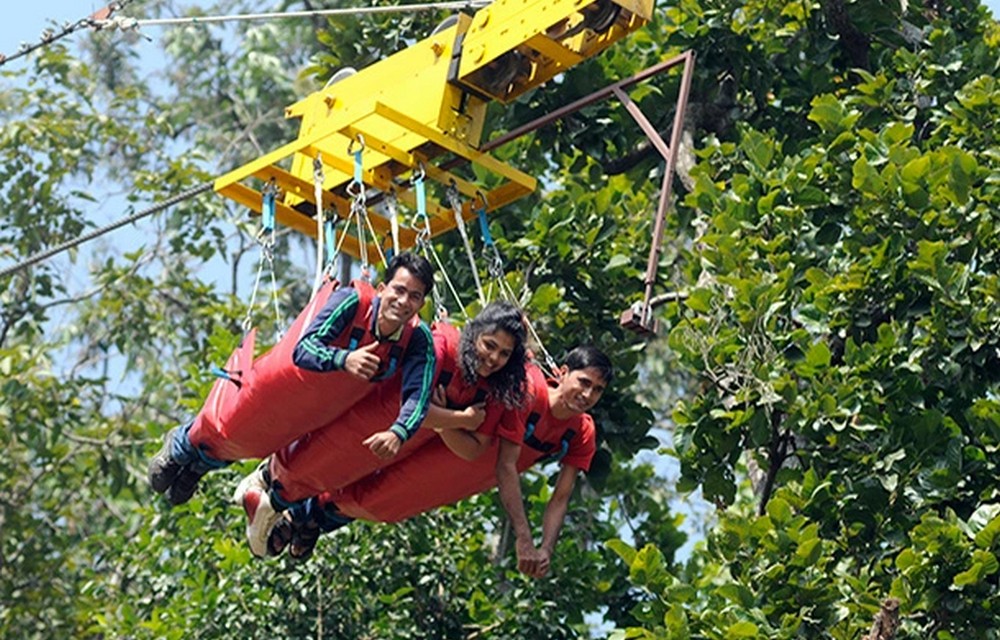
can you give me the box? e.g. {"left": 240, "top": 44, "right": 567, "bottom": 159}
{"left": 373, "top": 102, "right": 538, "bottom": 193}
{"left": 456, "top": 0, "right": 653, "bottom": 102}
{"left": 248, "top": 164, "right": 352, "bottom": 218}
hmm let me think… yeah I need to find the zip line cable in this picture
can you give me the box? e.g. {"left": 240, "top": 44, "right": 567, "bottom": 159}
{"left": 1, "top": 0, "right": 490, "bottom": 65}
{"left": 94, "top": 1, "right": 492, "bottom": 29}
{"left": 0, "top": 0, "right": 136, "bottom": 67}
{"left": 0, "top": 182, "right": 214, "bottom": 281}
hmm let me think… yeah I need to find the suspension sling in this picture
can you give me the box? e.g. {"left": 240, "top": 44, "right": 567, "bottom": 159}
{"left": 185, "top": 142, "right": 412, "bottom": 463}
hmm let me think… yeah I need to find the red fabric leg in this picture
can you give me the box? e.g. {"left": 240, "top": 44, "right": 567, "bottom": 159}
{"left": 326, "top": 438, "right": 501, "bottom": 523}
{"left": 270, "top": 384, "right": 439, "bottom": 502}
{"left": 188, "top": 327, "right": 378, "bottom": 461}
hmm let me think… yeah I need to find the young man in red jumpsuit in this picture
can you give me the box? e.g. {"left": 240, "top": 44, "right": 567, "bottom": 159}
{"left": 148, "top": 252, "right": 436, "bottom": 506}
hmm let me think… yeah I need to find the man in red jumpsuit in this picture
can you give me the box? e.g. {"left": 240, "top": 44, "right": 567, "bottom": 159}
{"left": 148, "top": 252, "right": 436, "bottom": 507}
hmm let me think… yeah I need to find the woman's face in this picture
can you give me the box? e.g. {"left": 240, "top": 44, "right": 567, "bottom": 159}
{"left": 474, "top": 329, "right": 516, "bottom": 378}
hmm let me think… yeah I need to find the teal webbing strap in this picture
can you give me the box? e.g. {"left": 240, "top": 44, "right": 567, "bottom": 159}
{"left": 325, "top": 219, "right": 336, "bottom": 262}
{"left": 353, "top": 149, "right": 363, "bottom": 185}
{"left": 262, "top": 190, "right": 276, "bottom": 233}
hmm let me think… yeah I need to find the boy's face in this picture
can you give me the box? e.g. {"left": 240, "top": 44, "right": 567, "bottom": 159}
{"left": 555, "top": 365, "right": 608, "bottom": 415}
{"left": 376, "top": 267, "right": 427, "bottom": 331}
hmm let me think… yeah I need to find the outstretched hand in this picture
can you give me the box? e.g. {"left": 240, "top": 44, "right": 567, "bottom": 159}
{"left": 363, "top": 430, "right": 402, "bottom": 459}
{"left": 344, "top": 341, "right": 381, "bottom": 380}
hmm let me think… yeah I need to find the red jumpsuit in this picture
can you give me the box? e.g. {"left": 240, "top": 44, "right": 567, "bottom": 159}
{"left": 186, "top": 280, "right": 427, "bottom": 462}
{"left": 270, "top": 322, "right": 509, "bottom": 502}
{"left": 322, "top": 363, "right": 596, "bottom": 522}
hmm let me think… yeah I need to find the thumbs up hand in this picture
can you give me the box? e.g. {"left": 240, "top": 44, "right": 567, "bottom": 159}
{"left": 344, "top": 340, "right": 381, "bottom": 380}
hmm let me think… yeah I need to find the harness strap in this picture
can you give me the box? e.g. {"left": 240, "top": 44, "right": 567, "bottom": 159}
{"left": 523, "top": 412, "right": 542, "bottom": 444}
{"left": 522, "top": 414, "right": 575, "bottom": 463}
{"left": 437, "top": 370, "right": 454, "bottom": 389}
{"left": 347, "top": 326, "right": 366, "bottom": 350}
{"left": 371, "top": 342, "right": 404, "bottom": 381}
{"left": 210, "top": 365, "right": 243, "bottom": 389}
{"left": 345, "top": 280, "right": 376, "bottom": 351}
{"left": 312, "top": 154, "right": 327, "bottom": 298}
{"left": 446, "top": 181, "right": 485, "bottom": 305}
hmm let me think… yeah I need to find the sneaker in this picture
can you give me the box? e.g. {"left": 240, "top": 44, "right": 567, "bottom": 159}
{"left": 235, "top": 463, "right": 285, "bottom": 558}
{"left": 232, "top": 461, "right": 270, "bottom": 505}
{"left": 165, "top": 466, "right": 206, "bottom": 506}
{"left": 288, "top": 518, "right": 321, "bottom": 562}
{"left": 149, "top": 427, "right": 184, "bottom": 494}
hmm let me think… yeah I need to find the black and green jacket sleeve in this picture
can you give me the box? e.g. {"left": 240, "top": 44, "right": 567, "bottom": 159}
{"left": 389, "top": 322, "right": 435, "bottom": 442}
{"left": 292, "top": 288, "right": 360, "bottom": 372}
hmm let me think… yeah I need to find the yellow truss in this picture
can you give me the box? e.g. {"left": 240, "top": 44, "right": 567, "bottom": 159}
{"left": 214, "top": 0, "right": 653, "bottom": 260}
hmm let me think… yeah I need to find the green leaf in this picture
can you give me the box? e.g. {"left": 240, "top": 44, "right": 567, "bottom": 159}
{"left": 796, "top": 538, "right": 823, "bottom": 565}
{"left": 606, "top": 538, "right": 638, "bottom": 565}
{"left": 815, "top": 223, "right": 841, "bottom": 245}
{"left": 529, "top": 283, "right": 562, "bottom": 312}
{"left": 805, "top": 341, "right": 831, "bottom": 368}
{"left": 809, "top": 94, "right": 851, "bottom": 134}
{"left": 715, "top": 583, "right": 755, "bottom": 608}
{"left": 901, "top": 154, "right": 930, "bottom": 182}
{"left": 685, "top": 288, "right": 714, "bottom": 313}
{"left": 896, "top": 548, "right": 919, "bottom": 571}
{"left": 767, "top": 497, "right": 793, "bottom": 524}
{"left": 606, "top": 253, "right": 631, "bottom": 270}
{"left": 795, "top": 186, "right": 829, "bottom": 207}
{"left": 631, "top": 544, "right": 669, "bottom": 588}
{"left": 725, "top": 621, "right": 759, "bottom": 638}
{"left": 952, "top": 563, "right": 983, "bottom": 588}
{"left": 741, "top": 128, "right": 774, "bottom": 170}
{"left": 852, "top": 155, "right": 885, "bottom": 195}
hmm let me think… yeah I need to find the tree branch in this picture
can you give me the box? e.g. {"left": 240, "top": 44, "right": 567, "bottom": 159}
{"left": 863, "top": 598, "right": 901, "bottom": 640}
{"left": 822, "top": 0, "right": 871, "bottom": 69}
{"left": 756, "top": 411, "right": 789, "bottom": 516}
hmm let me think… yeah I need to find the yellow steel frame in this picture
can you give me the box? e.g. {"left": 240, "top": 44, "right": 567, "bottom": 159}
{"left": 456, "top": 0, "right": 654, "bottom": 102}
{"left": 214, "top": 0, "right": 652, "bottom": 260}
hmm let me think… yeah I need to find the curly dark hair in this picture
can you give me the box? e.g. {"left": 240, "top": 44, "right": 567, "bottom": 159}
{"left": 458, "top": 301, "right": 528, "bottom": 410}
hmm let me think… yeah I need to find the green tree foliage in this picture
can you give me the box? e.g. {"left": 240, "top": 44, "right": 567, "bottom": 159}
{"left": 4, "top": 0, "right": 998, "bottom": 636}
{"left": 0, "top": 0, "right": 681, "bottom": 636}
{"left": 609, "top": 0, "right": 1000, "bottom": 638}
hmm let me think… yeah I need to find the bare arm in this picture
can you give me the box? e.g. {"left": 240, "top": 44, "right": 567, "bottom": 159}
{"left": 362, "top": 430, "right": 402, "bottom": 459}
{"left": 425, "top": 402, "right": 486, "bottom": 431}
{"left": 537, "top": 464, "right": 580, "bottom": 574}
{"left": 439, "top": 430, "right": 493, "bottom": 461}
{"left": 419, "top": 384, "right": 486, "bottom": 433}
{"left": 495, "top": 438, "right": 545, "bottom": 578}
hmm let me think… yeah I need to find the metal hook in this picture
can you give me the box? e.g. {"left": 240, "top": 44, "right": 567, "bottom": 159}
{"left": 446, "top": 178, "right": 462, "bottom": 210}
{"left": 410, "top": 161, "right": 426, "bottom": 184}
{"left": 473, "top": 190, "right": 488, "bottom": 211}
{"left": 346, "top": 133, "right": 366, "bottom": 155}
